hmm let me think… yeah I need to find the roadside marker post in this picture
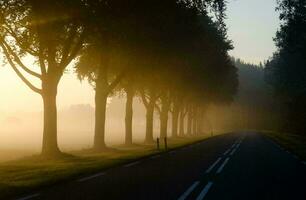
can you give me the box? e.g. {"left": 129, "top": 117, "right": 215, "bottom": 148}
{"left": 164, "top": 137, "right": 168, "bottom": 150}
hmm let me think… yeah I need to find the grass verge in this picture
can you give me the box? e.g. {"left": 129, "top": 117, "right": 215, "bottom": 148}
{"left": 0, "top": 134, "right": 215, "bottom": 199}
{"left": 261, "top": 131, "right": 306, "bottom": 160}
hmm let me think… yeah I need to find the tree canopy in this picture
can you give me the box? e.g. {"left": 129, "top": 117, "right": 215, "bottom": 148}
{"left": 0, "top": 0, "right": 238, "bottom": 155}
{"left": 265, "top": 0, "right": 306, "bottom": 134}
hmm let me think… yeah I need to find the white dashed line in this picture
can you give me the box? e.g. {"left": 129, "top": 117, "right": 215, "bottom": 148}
{"left": 205, "top": 157, "right": 222, "bottom": 174}
{"left": 230, "top": 148, "right": 237, "bottom": 156}
{"left": 177, "top": 181, "right": 200, "bottom": 200}
{"left": 216, "top": 157, "right": 230, "bottom": 174}
{"left": 78, "top": 172, "right": 105, "bottom": 182}
{"left": 195, "top": 182, "right": 214, "bottom": 200}
{"left": 124, "top": 161, "right": 141, "bottom": 168}
{"left": 17, "top": 193, "right": 40, "bottom": 200}
{"left": 223, "top": 149, "right": 231, "bottom": 156}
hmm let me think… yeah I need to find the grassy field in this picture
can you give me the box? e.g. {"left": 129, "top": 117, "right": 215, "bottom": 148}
{"left": 0, "top": 134, "right": 216, "bottom": 199}
{"left": 261, "top": 131, "right": 306, "bottom": 160}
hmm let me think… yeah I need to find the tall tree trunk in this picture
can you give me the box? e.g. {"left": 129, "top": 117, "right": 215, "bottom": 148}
{"left": 187, "top": 106, "right": 193, "bottom": 135}
{"left": 179, "top": 110, "right": 185, "bottom": 136}
{"left": 145, "top": 100, "right": 155, "bottom": 143}
{"left": 172, "top": 104, "right": 179, "bottom": 138}
{"left": 197, "top": 110, "right": 203, "bottom": 134}
{"left": 94, "top": 81, "right": 108, "bottom": 150}
{"left": 125, "top": 84, "right": 134, "bottom": 146}
{"left": 41, "top": 82, "right": 61, "bottom": 156}
{"left": 160, "top": 95, "right": 170, "bottom": 139}
{"left": 193, "top": 106, "right": 197, "bottom": 135}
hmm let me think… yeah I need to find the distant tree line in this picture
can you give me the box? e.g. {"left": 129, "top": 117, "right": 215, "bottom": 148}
{"left": 213, "top": 58, "right": 280, "bottom": 132}
{"left": 0, "top": 0, "right": 238, "bottom": 157}
{"left": 265, "top": 0, "right": 306, "bottom": 134}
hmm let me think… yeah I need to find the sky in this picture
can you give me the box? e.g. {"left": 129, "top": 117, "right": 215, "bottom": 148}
{"left": 0, "top": 0, "right": 280, "bottom": 113}
{"left": 226, "top": 0, "right": 280, "bottom": 64}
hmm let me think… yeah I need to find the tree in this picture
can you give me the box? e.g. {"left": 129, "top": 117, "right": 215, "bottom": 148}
{"left": 265, "top": 0, "right": 306, "bottom": 134}
{"left": 0, "top": 0, "right": 88, "bottom": 156}
{"left": 76, "top": 0, "right": 150, "bottom": 149}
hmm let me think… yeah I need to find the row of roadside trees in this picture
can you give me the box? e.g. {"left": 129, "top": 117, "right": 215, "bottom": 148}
{"left": 0, "top": 0, "right": 238, "bottom": 157}
{"left": 265, "top": 0, "right": 306, "bottom": 134}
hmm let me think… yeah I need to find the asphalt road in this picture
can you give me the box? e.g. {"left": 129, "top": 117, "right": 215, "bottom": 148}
{"left": 17, "top": 132, "right": 306, "bottom": 200}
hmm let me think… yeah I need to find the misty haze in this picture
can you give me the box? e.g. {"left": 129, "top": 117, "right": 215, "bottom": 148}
{"left": 0, "top": 0, "right": 305, "bottom": 200}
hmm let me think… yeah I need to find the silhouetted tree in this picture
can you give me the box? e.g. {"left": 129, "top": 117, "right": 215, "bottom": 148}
{"left": 265, "top": 0, "right": 306, "bottom": 134}
{"left": 0, "top": 0, "right": 88, "bottom": 156}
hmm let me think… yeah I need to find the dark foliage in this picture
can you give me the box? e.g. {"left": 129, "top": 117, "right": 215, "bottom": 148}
{"left": 265, "top": 0, "right": 306, "bottom": 134}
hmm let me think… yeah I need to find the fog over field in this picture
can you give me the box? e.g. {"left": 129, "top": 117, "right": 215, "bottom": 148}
{"left": 0, "top": 61, "right": 278, "bottom": 162}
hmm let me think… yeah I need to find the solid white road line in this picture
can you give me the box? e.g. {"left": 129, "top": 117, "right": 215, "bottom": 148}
{"left": 205, "top": 157, "right": 222, "bottom": 174}
{"left": 177, "top": 181, "right": 200, "bottom": 200}
{"left": 230, "top": 148, "right": 237, "bottom": 156}
{"left": 216, "top": 157, "right": 230, "bottom": 174}
{"left": 78, "top": 172, "right": 105, "bottom": 182}
{"left": 124, "top": 161, "right": 141, "bottom": 168}
{"left": 195, "top": 182, "right": 214, "bottom": 200}
{"left": 17, "top": 193, "right": 40, "bottom": 200}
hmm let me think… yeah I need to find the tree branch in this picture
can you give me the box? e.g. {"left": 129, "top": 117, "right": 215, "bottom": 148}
{"left": 39, "top": 53, "right": 47, "bottom": 75}
{"left": 140, "top": 90, "right": 149, "bottom": 109}
{"left": 3, "top": 25, "right": 38, "bottom": 56}
{"left": 106, "top": 70, "right": 126, "bottom": 94}
{"left": 0, "top": 43, "right": 42, "bottom": 94}
{"left": 155, "top": 103, "right": 161, "bottom": 115}
{"left": 59, "top": 25, "right": 78, "bottom": 67}
{"left": 36, "top": 25, "right": 47, "bottom": 75}
{"left": 60, "top": 30, "right": 86, "bottom": 69}
{"left": 2, "top": 39, "right": 42, "bottom": 79}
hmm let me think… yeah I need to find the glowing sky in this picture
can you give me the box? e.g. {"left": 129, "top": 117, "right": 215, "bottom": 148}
{"left": 226, "top": 0, "right": 279, "bottom": 64}
{"left": 0, "top": 0, "right": 280, "bottom": 112}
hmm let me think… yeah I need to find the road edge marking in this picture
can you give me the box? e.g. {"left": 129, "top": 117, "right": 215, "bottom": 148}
{"left": 124, "top": 161, "right": 141, "bottom": 168}
{"left": 78, "top": 172, "right": 106, "bottom": 182}
{"left": 17, "top": 193, "right": 40, "bottom": 200}
{"left": 151, "top": 155, "right": 161, "bottom": 159}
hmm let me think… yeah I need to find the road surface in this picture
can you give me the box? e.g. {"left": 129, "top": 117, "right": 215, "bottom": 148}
{"left": 17, "top": 132, "right": 306, "bottom": 200}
